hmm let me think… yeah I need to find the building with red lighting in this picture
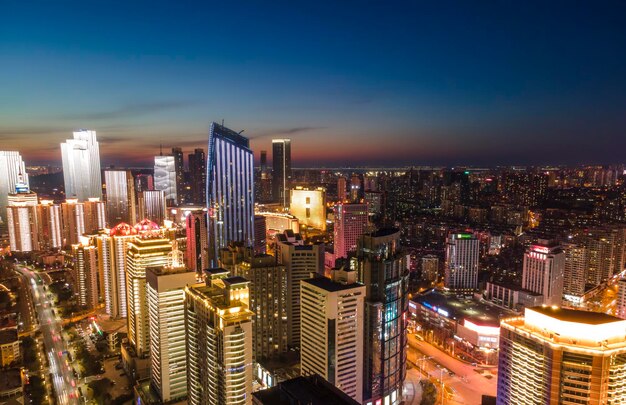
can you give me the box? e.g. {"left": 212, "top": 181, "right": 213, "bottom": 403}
{"left": 522, "top": 240, "right": 564, "bottom": 306}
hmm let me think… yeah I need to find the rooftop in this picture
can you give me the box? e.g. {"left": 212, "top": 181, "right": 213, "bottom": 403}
{"left": 252, "top": 374, "right": 359, "bottom": 405}
{"left": 0, "top": 329, "right": 18, "bottom": 345}
{"left": 529, "top": 306, "right": 622, "bottom": 325}
{"left": 303, "top": 276, "right": 363, "bottom": 293}
{"left": 0, "top": 368, "right": 22, "bottom": 393}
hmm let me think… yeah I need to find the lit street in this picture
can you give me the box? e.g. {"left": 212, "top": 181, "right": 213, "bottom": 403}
{"left": 16, "top": 264, "right": 80, "bottom": 405}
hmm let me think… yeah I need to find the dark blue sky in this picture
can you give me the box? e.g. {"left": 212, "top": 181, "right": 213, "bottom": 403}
{"left": 1, "top": 1, "right": 625, "bottom": 166}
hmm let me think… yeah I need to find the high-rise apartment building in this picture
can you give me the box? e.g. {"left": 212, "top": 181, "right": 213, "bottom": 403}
{"left": 126, "top": 235, "right": 173, "bottom": 357}
{"left": 300, "top": 270, "right": 365, "bottom": 403}
{"left": 522, "top": 241, "right": 564, "bottom": 306}
{"left": 61, "top": 199, "right": 85, "bottom": 246}
{"left": 71, "top": 241, "right": 99, "bottom": 309}
{"left": 253, "top": 215, "right": 266, "bottom": 255}
{"left": 276, "top": 231, "right": 325, "bottom": 347}
{"left": 421, "top": 254, "right": 439, "bottom": 282}
{"left": 337, "top": 176, "right": 347, "bottom": 202}
{"left": 0, "top": 151, "right": 29, "bottom": 225}
{"left": 138, "top": 190, "right": 166, "bottom": 226}
{"left": 188, "top": 148, "right": 206, "bottom": 205}
{"left": 289, "top": 187, "right": 326, "bottom": 231}
{"left": 185, "top": 210, "right": 208, "bottom": 274}
{"left": 616, "top": 278, "right": 626, "bottom": 319}
{"left": 37, "top": 200, "right": 62, "bottom": 250}
{"left": 444, "top": 232, "right": 480, "bottom": 292}
{"left": 578, "top": 226, "right": 626, "bottom": 286}
{"left": 498, "top": 306, "right": 626, "bottom": 405}
{"left": 105, "top": 170, "right": 136, "bottom": 225}
{"left": 185, "top": 275, "right": 254, "bottom": 405}
{"left": 6, "top": 187, "right": 39, "bottom": 252}
{"left": 357, "top": 229, "right": 408, "bottom": 405}
{"left": 147, "top": 265, "right": 196, "bottom": 403}
{"left": 84, "top": 197, "right": 106, "bottom": 233}
{"left": 171, "top": 147, "right": 185, "bottom": 205}
{"left": 154, "top": 155, "right": 177, "bottom": 206}
{"left": 562, "top": 242, "right": 587, "bottom": 304}
{"left": 349, "top": 174, "right": 361, "bottom": 203}
{"left": 60, "top": 130, "right": 102, "bottom": 200}
{"left": 272, "top": 139, "right": 291, "bottom": 207}
{"left": 207, "top": 122, "right": 255, "bottom": 265}
{"left": 333, "top": 202, "right": 368, "bottom": 260}
{"left": 235, "top": 254, "right": 287, "bottom": 361}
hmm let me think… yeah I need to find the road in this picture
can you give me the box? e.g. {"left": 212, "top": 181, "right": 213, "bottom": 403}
{"left": 407, "top": 335, "right": 497, "bottom": 404}
{"left": 16, "top": 264, "right": 80, "bottom": 405}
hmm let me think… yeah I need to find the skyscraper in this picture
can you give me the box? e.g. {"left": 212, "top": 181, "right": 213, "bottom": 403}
{"left": 104, "top": 170, "right": 136, "bottom": 225}
{"left": 253, "top": 215, "right": 266, "bottom": 254}
{"left": 7, "top": 187, "right": 39, "bottom": 252}
{"left": 272, "top": 138, "right": 291, "bottom": 206}
{"left": 497, "top": 306, "right": 626, "bottom": 405}
{"left": 154, "top": 155, "right": 177, "bottom": 206}
{"left": 300, "top": 269, "right": 365, "bottom": 403}
{"left": 206, "top": 122, "right": 255, "bottom": 265}
{"left": 0, "top": 151, "right": 29, "bottom": 225}
{"left": 61, "top": 199, "right": 85, "bottom": 246}
{"left": 71, "top": 241, "right": 99, "bottom": 309}
{"left": 337, "top": 176, "right": 347, "bottom": 202}
{"left": 37, "top": 200, "right": 62, "bottom": 250}
{"left": 333, "top": 202, "right": 368, "bottom": 261}
{"left": 126, "top": 234, "right": 173, "bottom": 357}
{"left": 562, "top": 242, "right": 587, "bottom": 304}
{"left": 188, "top": 148, "right": 206, "bottom": 205}
{"left": 185, "top": 210, "right": 208, "bottom": 274}
{"left": 522, "top": 241, "right": 564, "bottom": 306}
{"left": 185, "top": 275, "right": 254, "bottom": 405}
{"left": 171, "top": 147, "right": 185, "bottom": 205}
{"left": 617, "top": 278, "right": 626, "bottom": 319}
{"left": 60, "top": 130, "right": 102, "bottom": 201}
{"left": 138, "top": 190, "right": 166, "bottom": 226}
{"left": 357, "top": 229, "right": 408, "bottom": 405}
{"left": 289, "top": 187, "right": 327, "bottom": 231}
{"left": 84, "top": 197, "right": 106, "bottom": 234}
{"left": 444, "top": 232, "right": 480, "bottom": 292}
{"left": 421, "top": 254, "right": 439, "bottom": 283}
{"left": 146, "top": 265, "right": 195, "bottom": 403}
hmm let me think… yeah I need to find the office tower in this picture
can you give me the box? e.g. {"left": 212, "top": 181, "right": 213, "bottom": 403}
{"left": 0, "top": 151, "right": 29, "bottom": 225}
{"left": 289, "top": 187, "right": 327, "bottom": 231}
{"left": 126, "top": 235, "right": 173, "bottom": 357}
{"left": 61, "top": 199, "right": 85, "bottom": 246}
{"left": 138, "top": 190, "right": 166, "bottom": 226}
{"left": 171, "top": 147, "right": 185, "bottom": 205}
{"left": 349, "top": 174, "right": 361, "bottom": 202}
{"left": 95, "top": 223, "right": 138, "bottom": 318}
{"left": 71, "top": 241, "right": 99, "bottom": 309}
{"left": 260, "top": 150, "right": 267, "bottom": 176}
{"left": 258, "top": 150, "right": 272, "bottom": 203}
{"left": 421, "top": 254, "right": 439, "bottom": 282}
{"left": 364, "top": 191, "right": 383, "bottom": 218}
{"left": 272, "top": 139, "right": 291, "bottom": 206}
{"left": 60, "top": 130, "right": 102, "bottom": 200}
{"left": 334, "top": 203, "right": 368, "bottom": 260}
{"left": 357, "top": 229, "right": 408, "bottom": 405}
{"left": 188, "top": 148, "right": 206, "bottom": 205}
{"left": 135, "top": 173, "right": 154, "bottom": 193}
{"left": 236, "top": 254, "right": 287, "bottom": 361}
{"left": 252, "top": 374, "right": 360, "bottom": 405}
{"left": 147, "top": 265, "right": 196, "bottom": 403}
{"left": 521, "top": 241, "right": 564, "bottom": 306}
{"left": 337, "top": 176, "right": 347, "bottom": 202}
{"left": 562, "top": 242, "right": 587, "bottom": 304}
{"left": 154, "top": 155, "right": 177, "bottom": 206}
{"left": 105, "top": 170, "right": 137, "bottom": 225}
{"left": 444, "top": 232, "right": 479, "bottom": 292}
{"left": 37, "top": 200, "right": 62, "bottom": 250}
{"left": 254, "top": 215, "right": 267, "bottom": 254}
{"left": 206, "top": 122, "right": 255, "bottom": 265}
{"left": 276, "top": 231, "right": 325, "bottom": 347}
{"left": 497, "top": 306, "right": 626, "bottom": 405}
{"left": 185, "top": 210, "right": 208, "bottom": 274}
{"left": 185, "top": 275, "right": 254, "bottom": 405}
{"left": 616, "top": 278, "right": 626, "bottom": 319}
{"left": 6, "top": 187, "right": 39, "bottom": 252}
{"left": 84, "top": 197, "right": 106, "bottom": 233}
{"left": 300, "top": 270, "right": 365, "bottom": 403}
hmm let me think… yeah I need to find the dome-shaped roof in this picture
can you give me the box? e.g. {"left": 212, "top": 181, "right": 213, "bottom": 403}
{"left": 134, "top": 218, "right": 160, "bottom": 232}
{"left": 110, "top": 222, "right": 138, "bottom": 236}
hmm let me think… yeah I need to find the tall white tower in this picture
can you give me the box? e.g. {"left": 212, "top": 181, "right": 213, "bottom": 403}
{"left": 61, "top": 130, "right": 102, "bottom": 201}
{"left": 0, "top": 151, "right": 29, "bottom": 225}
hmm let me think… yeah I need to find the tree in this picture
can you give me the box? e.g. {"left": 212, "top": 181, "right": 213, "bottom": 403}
{"left": 420, "top": 380, "right": 437, "bottom": 405}
{"left": 89, "top": 378, "right": 112, "bottom": 403}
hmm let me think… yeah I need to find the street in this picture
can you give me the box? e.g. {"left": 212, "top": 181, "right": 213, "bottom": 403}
{"left": 407, "top": 334, "right": 497, "bottom": 405}
{"left": 16, "top": 264, "right": 80, "bottom": 405}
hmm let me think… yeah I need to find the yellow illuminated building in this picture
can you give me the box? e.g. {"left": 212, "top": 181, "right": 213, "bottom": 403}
{"left": 289, "top": 187, "right": 326, "bottom": 231}
{"left": 498, "top": 306, "right": 626, "bottom": 405}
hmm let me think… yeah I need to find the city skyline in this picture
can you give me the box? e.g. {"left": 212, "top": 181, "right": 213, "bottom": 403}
{"left": 2, "top": 2, "right": 626, "bottom": 167}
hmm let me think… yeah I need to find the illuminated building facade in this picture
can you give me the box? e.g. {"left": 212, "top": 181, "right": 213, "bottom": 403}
{"left": 147, "top": 266, "right": 196, "bottom": 403}
{"left": 6, "top": 188, "right": 39, "bottom": 252}
{"left": 357, "top": 229, "right": 408, "bottom": 405}
{"left": 349, "top": 174, "right": 360, "bottom": 202}
{"left": 185, "top": 210, "right": 208, "bottom": 274}
{"left": 444, "top": 232, "right": 480, "bottom": 292}
{"left": 0, "top": 151, "right": 29, "bottom": 225}
{"left": 522, "top": 241, "right": 564, "bottom": 306}
{"left": 126, "top": 234, "right": 173, "bottom": 357}
{"left": 289, "top": 187, "right": 326, "bottom": 231}
{"left": 188, "top": 148, "right": 206, "bottom": 205}
{"left": 105, "top": 170, "right": 137, "bottom": 225}
{"left": 37, "top": 200, "right": 62, "bottom": 250}
{"left": 616, "top": 278, "right": 626, "bottom": 320}
{"left": 498, "top": 307, "right": 626, "bottom": 405}
{"left": 272, "top": 138, "right": 291, "bottom": 207}
{"left": 60, "top": 130, "right": 102, "bottom": 201}
{"left": 171, "top": 147, "right": 185, "bottom": 205}
{"left": 253, "top": 215, "right": 266, "bottom": 254}
{"left": 138, "top": 190, "right": 166, "bottom": 226}
{"left": 300, "top": 270, "right": 365, "bottom": 403}
{"left": 206, "top": 122, "right": 255, "bottom": 266}
{"left": 84, "top": 197, "right": 106, "bottom": 233}
{"left": 337, "top": 176, "right": 347, "bottom": 202}
{"left": 71, "top": 241, "right": 99, "bottom": 309}
{"left": 421, "top": 255, "right": 439, "bottom": 282}
{"left": 154, "top": 155, "right": 177, "bottom": 206}
{"left": 185, "top": 275, "right": 254, "bottom": 405}
{"left": 562, "top": 242, "right": 587, "bottom": 304}
{"left": 333, "top": 202, "right": 368, "bottom": 260}
{"left": 61, "top": 199, "right": 85, "bottom": 246}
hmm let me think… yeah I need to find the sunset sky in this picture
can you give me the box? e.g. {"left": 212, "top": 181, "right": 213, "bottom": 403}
{"left": 2, "top": 1, "right": 626, "bottom": 167}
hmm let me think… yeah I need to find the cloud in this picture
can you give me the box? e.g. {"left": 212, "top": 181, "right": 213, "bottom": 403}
{"left": 61, "top": 100, "right": 201, "bottom": 120}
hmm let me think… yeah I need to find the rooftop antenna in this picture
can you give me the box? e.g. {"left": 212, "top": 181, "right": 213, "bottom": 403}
{"left": 221, "top": 119, "right": 224, "bottom": 127}
{"left": 159, "top": 141, "right": 163, "bottom": 156}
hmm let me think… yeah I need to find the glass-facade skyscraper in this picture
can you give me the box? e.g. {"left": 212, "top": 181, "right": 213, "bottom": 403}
{"left": 206, "top": 122, "right": 254, "bottom": 265}
{"left": 272, "top": 138, "right": 291, "bottom": 207}
{"left": 61, "top": 130, "right": 102, "bottom": 201}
